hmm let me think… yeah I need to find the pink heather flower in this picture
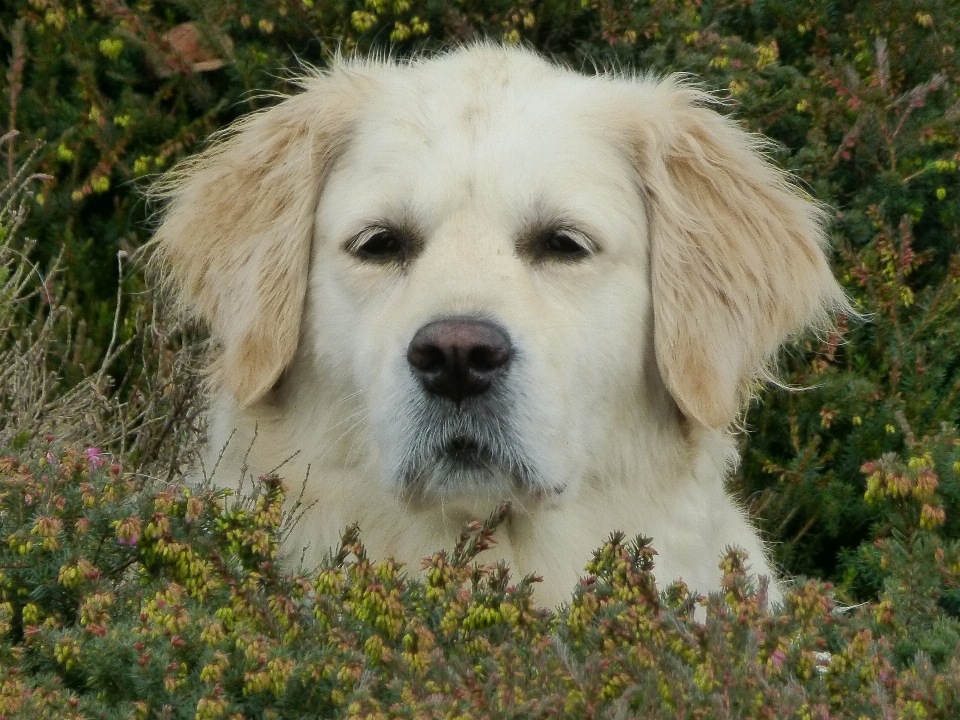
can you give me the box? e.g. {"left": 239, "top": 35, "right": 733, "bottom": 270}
{"left": 85, "top": 447, "right": 106, "bottom": 469}
{"left": 115, "top": 516, "right": 141, "bottom": 547}
{"left": 770, "top": 649, "right": 787, "bottom": 669}
{"left": 45, "top": 451, "right": 57, "bottom": 465}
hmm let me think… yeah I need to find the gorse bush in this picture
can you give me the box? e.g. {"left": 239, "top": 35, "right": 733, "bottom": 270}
{"left": 728, "top": 3, "right": 960, "bottom": 592}
{"left": 1, "top": 0, "right": 960, "bottom": 715}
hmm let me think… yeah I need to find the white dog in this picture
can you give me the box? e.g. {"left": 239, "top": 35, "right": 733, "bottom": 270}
{"left": 153, "top": 45, "right": 848, "bottom": 607}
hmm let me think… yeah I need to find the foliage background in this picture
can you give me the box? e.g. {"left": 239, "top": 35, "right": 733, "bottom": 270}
{"left": 0, "top": 0, "right": 959, "bottom": 716}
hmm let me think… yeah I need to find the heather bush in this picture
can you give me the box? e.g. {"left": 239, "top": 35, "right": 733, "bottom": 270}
{"left": 2, "top": 445, "right": 960, "bottom": 718}
{"left": 1, "top": 0, "right": 960, "bottom": 715}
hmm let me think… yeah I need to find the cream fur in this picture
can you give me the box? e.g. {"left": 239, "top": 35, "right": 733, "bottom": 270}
{"left": 152, "top": 45, "right": 849, "bottom": 607}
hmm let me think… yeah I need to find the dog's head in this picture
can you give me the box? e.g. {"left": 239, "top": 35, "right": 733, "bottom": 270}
{"left": 153, "top": 46, "right": 848, "bottom": 512}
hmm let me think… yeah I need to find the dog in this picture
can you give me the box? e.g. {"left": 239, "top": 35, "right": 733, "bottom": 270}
{"left": 152, "top": 44, "right": 848, "bottom": 607}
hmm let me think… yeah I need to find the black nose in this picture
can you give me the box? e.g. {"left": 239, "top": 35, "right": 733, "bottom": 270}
{"left": 407, "top": 317, "right": 512, "bottom": 404}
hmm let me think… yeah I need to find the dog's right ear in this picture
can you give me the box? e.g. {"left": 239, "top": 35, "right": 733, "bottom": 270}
{"left": 618, "top": 78, "right": 850, "bottom": 429}
{"left": 151, "top": 69, "right": 366, "bottom": 405}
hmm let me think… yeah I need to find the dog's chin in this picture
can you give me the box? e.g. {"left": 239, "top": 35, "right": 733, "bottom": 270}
{"left": 404, "top": 437, "right": 521, "bottom": 498}
{"left": 400, "top": 436, "right": 551, "bottom": 516}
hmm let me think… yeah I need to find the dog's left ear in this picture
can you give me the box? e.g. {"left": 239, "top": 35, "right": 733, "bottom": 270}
{"left": 151, "top": 69, "right": 366, "bottom": 405}
{"left": 623, "top": 79, "right": 850, "bottom": 429}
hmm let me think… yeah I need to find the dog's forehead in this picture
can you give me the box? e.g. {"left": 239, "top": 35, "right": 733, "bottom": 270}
{"left": 373, "top": 58, "right": 611, "bottom": 162}
{"left": 401, "top": 51, "right": 580, "bottom": 136}
{"left": 328, "top": 53, "right": 637, "bottom": 226}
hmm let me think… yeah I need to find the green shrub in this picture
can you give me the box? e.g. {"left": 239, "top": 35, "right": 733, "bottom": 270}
{"left": 0, "top": 133, "right": 202, "bottom": 475}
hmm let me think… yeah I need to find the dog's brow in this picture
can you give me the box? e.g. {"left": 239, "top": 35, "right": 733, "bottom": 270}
{"left": 343, "top": 215, "right": 424, "bottom": 259}
{"left": 516, "top": 213, "right": 598, "bottom": 262}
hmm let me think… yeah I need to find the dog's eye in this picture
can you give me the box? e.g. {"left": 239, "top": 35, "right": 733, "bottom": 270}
{"left": 351, "top": 229, "right": 407, "bottom": 262}
{"left": 537, "top": 230, "right": 590, "bottom": 261}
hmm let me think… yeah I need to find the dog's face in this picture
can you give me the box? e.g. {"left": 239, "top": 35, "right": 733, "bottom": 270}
{"left": 307, "top": 59, "right": 652, "bottom": 509}
{"left": 153, "top": 46, "right": 848, "bottom": 519}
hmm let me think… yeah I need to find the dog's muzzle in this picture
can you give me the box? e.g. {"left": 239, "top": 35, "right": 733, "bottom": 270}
{"left": 406, "top": 316, "right": 512, "bottom": 404}
{"left": 398, "top": 316, "right": 538, "bottom": 499}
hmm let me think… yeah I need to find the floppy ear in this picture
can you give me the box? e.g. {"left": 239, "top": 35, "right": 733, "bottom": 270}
{"left": 625, "top": 79, "right": 850, "bottom": 429}
{"left": 151, "top": 69, "right": 365, "bottom": 406}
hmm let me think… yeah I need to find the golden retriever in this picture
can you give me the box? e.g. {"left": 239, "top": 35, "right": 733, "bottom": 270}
{"left": 153, "top": 45, "right": 848, "bottom": 606}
